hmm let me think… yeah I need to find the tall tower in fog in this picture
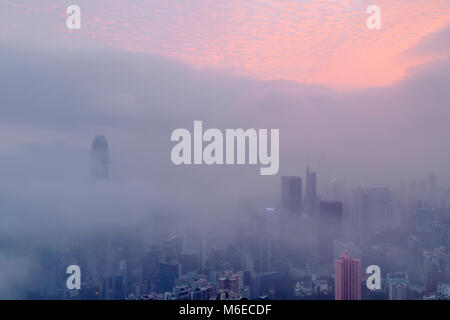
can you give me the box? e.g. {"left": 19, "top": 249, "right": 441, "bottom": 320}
{"left": 318, "top": 201, "right": 343, "bottom": 263}
{"left": 335, "top": 253, "right": 361, "bottom": 300}
{"left": 91, "top": 135, "right": 109, "bottom": 179}
{"left": 281, "top": 176, "right": 302, "bottom": 214}
{"left": 408, "top": 236, "right": 421, "bottom": 284}
{"left": 305, "top": 166, "right": 317, "bottom": 216}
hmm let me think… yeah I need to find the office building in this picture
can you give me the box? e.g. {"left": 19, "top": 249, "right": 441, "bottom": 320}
{"left": 281, "top": 176, "right": 302, "bottom": 214}
{"left": 335, "top": 253, "right": 361, "bottom": 300}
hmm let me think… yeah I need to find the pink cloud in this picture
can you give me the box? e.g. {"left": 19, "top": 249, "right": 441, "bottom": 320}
{"left": 2, "top": 0, "right": 449, "bottom": 89}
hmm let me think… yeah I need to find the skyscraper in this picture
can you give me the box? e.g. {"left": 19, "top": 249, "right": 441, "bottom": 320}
{"left": 91, "top": 135, "right": 109, "bottom": 179}
{"left": 318, "top": 201, "right": 343, "bottom": 263}
{"left": 305, "top": 166, "right": 317, "bottom": 216}
{"left": 334, "top": 253, "right": 361, "bottom": 300}
{"left": 281, "top": 176, "right": 302, "bottom": 214}
{"left": 218, "top": 270, "right": 239, "bottom": 295}
{"left": 250, "top": 233, "right": 270, "bottom": 274}
{"left": 349, "top": 189, "right": 363, "bottom": 242}
{"left": 159, "top": 261, "right": 180, "bottom": 293}
{"left": 408, "top": 236, "right": 421, "bottom": 284}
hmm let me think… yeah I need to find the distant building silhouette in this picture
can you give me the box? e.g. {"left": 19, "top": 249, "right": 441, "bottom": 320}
{"left": 408, "top": 236, "right": 421, "bottom": 284}
{"left": 281, "top": 176, "right": 302, "bottom": 214}
{"left": 159, "top": 261, "right": 180, "bottom": 293}
{"left": 91, "top": 135, "right": 109, "bottom": 179}
{"left": 318, "top": 201, "right": 343, "bottom": 263}
{"left": 305, "top": 166, "right": 317, "bottom": 216}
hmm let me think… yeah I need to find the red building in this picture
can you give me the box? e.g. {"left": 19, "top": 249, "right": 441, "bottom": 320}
{"left": 335, "top": 253, "right": 362, "bottom": 300}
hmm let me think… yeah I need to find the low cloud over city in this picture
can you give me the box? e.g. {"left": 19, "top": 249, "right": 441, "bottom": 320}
{"left": 0, "top": 0, "right": 449, "bottom": 301}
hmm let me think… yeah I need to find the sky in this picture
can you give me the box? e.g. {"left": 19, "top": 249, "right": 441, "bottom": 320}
{"left": 1, "top": 0, "right": 449, "bottom": 89}
{"left": 0, "top": 0, "right": 449, "bottom": 298}
{"left": 0, "top": 0, "right": 449, "bottom": 218}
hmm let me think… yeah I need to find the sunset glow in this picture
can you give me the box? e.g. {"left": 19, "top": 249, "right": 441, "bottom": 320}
{"left": 2, "top": 0, "right": 449, "bottom": 89}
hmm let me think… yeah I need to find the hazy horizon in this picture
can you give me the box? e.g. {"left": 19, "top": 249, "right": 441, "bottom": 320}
{"left": 0, "top": 0, "right": 449, "bottom": 300}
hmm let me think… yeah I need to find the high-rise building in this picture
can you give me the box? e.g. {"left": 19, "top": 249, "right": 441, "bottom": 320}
{"left": 143, "top": 246, "right": 161, "bottom": 286}
{"left": 91, "top": 135, "right": 109, "bottom": 179}
{"left": 387, "top": 272, "right": 408, "bottom": 300}
{"left": 250, "top": 234, "right": 270, "bottom": 274}
{"left": 281, "top": 176, "right": 302, "bottom": 214}
{"left": 334, "top": 253, "right": 361, "bottom": 300}
{"left": 218, "top": 270, "right": 239, "bottom": 295}
{"left": 408, "top": 236, "right": 421, "bottom": 284}
{"left": 305, "top": 166, "right": 317, "bottom": 216}
{"left": 349, "top": 189, "right": 364, "bottom": 242}
{"left": 318, "top": 201, "right": 343, "bottom": 263}
{"left": 159, "top": 261, "right": 180, "bottom": 293}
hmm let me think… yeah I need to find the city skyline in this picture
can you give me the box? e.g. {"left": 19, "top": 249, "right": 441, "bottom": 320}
{"left": 2, "top": 134, "right": 447, "bottom": 300}
{"left": 0, "top": 1, "right": 449, "bottom": 301}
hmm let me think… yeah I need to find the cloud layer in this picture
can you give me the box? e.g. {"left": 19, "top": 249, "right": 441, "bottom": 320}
{"left": 1, "top": 0, "right": 449, "bottom": 88}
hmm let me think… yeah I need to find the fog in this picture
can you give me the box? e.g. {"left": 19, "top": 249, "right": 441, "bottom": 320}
{"left": 0, "top": 37, "right": 449, "bottom": 297}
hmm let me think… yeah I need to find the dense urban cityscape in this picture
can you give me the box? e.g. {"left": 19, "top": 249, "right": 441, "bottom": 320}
{"left": 19, "top": 135, "right": 450, "bottom": 300}
{"left": 1, "top": 1, "right": 449, "bottom": 306}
